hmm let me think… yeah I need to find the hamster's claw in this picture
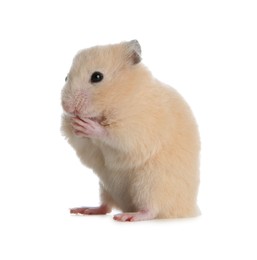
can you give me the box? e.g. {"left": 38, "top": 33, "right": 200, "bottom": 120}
{"left": 71, "top": 117, "right": 107, "bottom": 139}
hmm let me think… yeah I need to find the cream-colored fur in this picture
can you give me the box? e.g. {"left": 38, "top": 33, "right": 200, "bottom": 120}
{"left": 61, "top": 40, "right": 200, "bottom": 219}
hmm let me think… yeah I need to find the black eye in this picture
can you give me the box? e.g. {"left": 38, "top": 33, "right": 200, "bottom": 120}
{"left": 65, "top": 75, "right": 68, "bottom": 82}
{"left": 90, "top": 71, "right": 104, "bottom": 83}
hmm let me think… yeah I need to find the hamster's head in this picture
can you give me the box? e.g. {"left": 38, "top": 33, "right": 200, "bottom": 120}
{"left": 61, "top": 40, "right": 143, "bottom": 121}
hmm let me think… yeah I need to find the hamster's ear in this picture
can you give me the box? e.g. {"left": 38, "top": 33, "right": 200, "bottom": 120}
{"left": 125, "top": 40, "right": 142, "bottom": 65}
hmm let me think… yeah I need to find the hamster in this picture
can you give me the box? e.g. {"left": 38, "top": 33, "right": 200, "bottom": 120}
{"left": 61, "top": 40, "right": 200, "bottom": 221}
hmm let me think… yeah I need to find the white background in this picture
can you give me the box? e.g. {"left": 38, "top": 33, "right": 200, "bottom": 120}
{"left": 0, "top": 0, "right": 256, "bottom": 259}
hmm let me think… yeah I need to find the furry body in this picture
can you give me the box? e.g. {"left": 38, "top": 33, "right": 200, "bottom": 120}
{"left": 61, "top": 40, "right": 200, "bottom": 221}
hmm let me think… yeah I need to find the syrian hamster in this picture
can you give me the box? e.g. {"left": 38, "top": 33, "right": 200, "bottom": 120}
{"left": 61, "top": 40, "right": 200, "bottom": 221}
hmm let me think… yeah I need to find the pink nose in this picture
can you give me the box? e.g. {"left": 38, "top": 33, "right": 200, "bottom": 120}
{"left": 62, "top": 101, "right": 74, "bottom": 114}
{"left": 62, "top": 101, "right": 84, "bottom": 116}
{"left": 62, "top": 90, "right": 87, "bottom": 115}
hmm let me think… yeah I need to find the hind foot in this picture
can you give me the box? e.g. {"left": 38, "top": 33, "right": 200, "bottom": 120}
{"left": 113, "top": 210, "right": 156, "bottom": 222}
{"left": 70, "top": 205, "right": 111, "bottom": 215}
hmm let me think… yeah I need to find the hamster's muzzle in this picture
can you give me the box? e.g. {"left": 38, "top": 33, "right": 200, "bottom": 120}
{"left": 62, "top": 90, "right": 88, "bottom": 116}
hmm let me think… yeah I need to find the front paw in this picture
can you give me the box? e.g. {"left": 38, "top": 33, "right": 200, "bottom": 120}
{"left": 71, "top": 117, "right": 107, "bottom": 139}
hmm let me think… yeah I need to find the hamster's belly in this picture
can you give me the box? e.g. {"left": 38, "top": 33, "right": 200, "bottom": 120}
{"left": 99, "top": 165, "right": 136, "bottom": 212}
{"left": 91, "top": 146, "right": 135, "bottom": 211}
{"left": 91, "top": 141, "right": 142, "bottom": 212}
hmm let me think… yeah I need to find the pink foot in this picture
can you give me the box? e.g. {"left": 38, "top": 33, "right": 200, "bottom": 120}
{"left": 70, "top": 205, "right": 111, "bottom": 215}
{"left": 71, "top": 117, "right": 107, "bottom": 139}
{"left": 113, "top": 210, "right": 156, "bottom": 222}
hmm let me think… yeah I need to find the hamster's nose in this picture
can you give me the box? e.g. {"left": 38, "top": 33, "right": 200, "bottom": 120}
{"left": 62, "top": 90, "right": 87, "bottom": 115}
{"left": 62, "top": 100, "right": 74, "bottom": 114}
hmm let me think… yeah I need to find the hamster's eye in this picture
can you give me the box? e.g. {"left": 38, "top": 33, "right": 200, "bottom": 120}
{"left": 65, "top": 76, "right": 68, "bottom": 82}
{"left": 90, "top": 71, "right": 104, "bottom": 83}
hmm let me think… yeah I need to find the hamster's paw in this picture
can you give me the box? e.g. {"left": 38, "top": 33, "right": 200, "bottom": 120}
{"left": 113, "top": 210, "right": 156, "bottom": 222}
{"left": 70, "top": 205, "right": 111, "bottom": 215}
{"left": 71, "top": 117, "right": 107, "bottom": 139}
